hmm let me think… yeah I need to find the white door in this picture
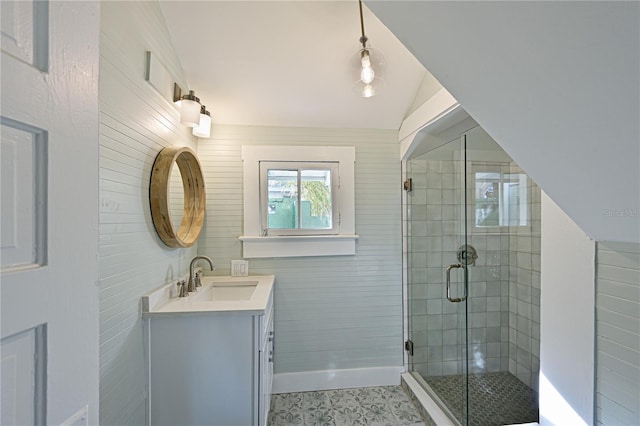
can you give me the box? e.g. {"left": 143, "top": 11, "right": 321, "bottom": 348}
{"left": 1, "top": 2, "right": 100, "bottom": 425}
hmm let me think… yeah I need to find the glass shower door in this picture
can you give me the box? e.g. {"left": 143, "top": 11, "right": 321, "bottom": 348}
{"left": 407, "top": 124, "right": 540, "bottom": 425}
{"left": 406, "top": 134, "right": 470, "bottom": 425}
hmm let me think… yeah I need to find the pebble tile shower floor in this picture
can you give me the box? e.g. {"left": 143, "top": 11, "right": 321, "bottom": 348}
{"left": 268, "top": 386, "right": 426, "bottom": 426}
{"left": 425, "top": 372, "right": 539, "bottom": 426}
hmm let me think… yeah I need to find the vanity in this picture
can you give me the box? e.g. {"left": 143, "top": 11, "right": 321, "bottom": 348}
{"left": 142, "top": 275, "right": 275, "bottom": 426}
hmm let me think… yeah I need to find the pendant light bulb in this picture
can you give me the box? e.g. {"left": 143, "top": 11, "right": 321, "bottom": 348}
{"left": 360, "top": 49, "right": 374, "bottom": 84}
{"left": 362, "top": 84, "right": 375, "bottom": 98}
{"left": 360, "top": 65, "right": 375, "bottom": 84}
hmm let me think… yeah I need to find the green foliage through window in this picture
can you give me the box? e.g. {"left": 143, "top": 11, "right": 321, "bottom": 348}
{"left": 301, "top": 180, "right": 331, "bottom": 217}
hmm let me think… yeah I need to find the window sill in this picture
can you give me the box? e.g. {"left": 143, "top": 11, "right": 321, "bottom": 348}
{"left": 239, "top": 234, "right": 359, "bottom": 258}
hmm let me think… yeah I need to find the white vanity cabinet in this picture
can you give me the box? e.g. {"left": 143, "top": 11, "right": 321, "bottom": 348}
{"left": 259, "top": 305, "right": 274, "bottom": 426}
{"left": 143, "top": 276, "right": 274, "bottom": 426}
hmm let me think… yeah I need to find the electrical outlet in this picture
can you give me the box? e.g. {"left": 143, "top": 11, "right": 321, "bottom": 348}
{"left": 231, "top": 260, "right": 248, "bottom": 277}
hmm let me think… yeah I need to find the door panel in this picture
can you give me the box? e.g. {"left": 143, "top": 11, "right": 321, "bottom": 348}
{"left": 1, "top": 2, "right": 100, "bottom": 424}
{"left": 0, "top": 119, "right": 47, "bottom": 271}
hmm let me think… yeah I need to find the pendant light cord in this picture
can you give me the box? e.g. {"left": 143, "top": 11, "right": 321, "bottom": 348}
{"left": 358, "top": 0, "right": 367, "bottom": 48}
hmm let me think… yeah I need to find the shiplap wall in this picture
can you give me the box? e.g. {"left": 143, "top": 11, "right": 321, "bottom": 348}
{"left": 596, "top": 242, "right": 640, "bottom": 425}
{"left": 99, "top": 2, "right": 197, "bottom": 424}
{"left": 198, "top": 125, "right": 404, "bottom": 374}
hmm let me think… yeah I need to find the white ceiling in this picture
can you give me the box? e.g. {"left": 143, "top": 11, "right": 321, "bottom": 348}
{"left": 159, "top": 1, "right": 429, "bottom": 130}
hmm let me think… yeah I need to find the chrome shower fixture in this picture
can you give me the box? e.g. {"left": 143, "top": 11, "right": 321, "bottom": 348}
{"left": 457, "top": 244, "right": 478, "bottom": 266}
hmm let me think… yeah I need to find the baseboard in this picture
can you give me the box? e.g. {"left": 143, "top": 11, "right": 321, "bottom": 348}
{"left": 272, "top": 366, "right": 404, "bottom": 394}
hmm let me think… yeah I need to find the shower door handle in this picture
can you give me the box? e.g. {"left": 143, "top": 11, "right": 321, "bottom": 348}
{"left": 446, "top": 263, "right": 467, "bottom": 303}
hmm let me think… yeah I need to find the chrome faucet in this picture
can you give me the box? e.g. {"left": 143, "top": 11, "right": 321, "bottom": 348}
{"left": 188, "top": 255, "right": 215, "bottom": 292}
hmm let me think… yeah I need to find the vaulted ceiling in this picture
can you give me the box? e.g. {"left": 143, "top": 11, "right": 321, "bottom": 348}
{"left": 159, "top": 1, "right": 431, "bottom": 129}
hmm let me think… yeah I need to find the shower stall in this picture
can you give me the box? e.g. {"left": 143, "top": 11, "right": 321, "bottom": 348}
{"left": 404, "top": 123, "right": 541, "bottom": 425}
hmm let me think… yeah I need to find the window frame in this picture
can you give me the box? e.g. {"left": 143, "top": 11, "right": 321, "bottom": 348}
{"left": 260, "top": 161, "right": 340, "bottom": 236}
{"left": 241, "top": 146, "right": 357, "bottom": 258}
{"left": 471, "top": 163, "right": 531, "bottom": 232}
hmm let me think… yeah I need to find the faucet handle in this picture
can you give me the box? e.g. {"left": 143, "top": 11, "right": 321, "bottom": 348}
{"left": 177, "top": 280, "right": 188, "bottom": 297}
{"left": 194, "top": 269, "right": 202, "bottom": 287}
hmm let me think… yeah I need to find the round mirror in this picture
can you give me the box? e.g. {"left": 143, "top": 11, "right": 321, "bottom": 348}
{"left": 168, "top": 162, "right": 184, "bottom": 232}
{"left": 149, "top": 146, "right": 205, "bottom": 248}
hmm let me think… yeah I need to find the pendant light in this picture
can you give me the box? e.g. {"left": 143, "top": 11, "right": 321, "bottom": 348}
{"left": 193, "top": 105, "right": 212, "bottom": 138}
{"left": 353, "top": 0, "right": 384, "bottom": 98}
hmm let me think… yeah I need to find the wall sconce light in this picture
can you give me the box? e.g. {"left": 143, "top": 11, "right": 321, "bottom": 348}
{"left": 173, "top": 83, "right": 201, "bottom": 127}
{"left": 180, "top": 91, "right": 201, "bottom": 127}
{"left": 192, "top": 105, "right": 212, "bottom": 138}
{"left": 173, "top": 83, "right": 213, "bottom": 138}
{"left": 353, "top": 0, "right": 384, "bottom": 98}
{"left": 145, "top": 53, "right": 213, "bottom": 138}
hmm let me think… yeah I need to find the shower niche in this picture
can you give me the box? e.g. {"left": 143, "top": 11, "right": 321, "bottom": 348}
{"left": 404, "top": 120, "right": 541, "bottom": 426}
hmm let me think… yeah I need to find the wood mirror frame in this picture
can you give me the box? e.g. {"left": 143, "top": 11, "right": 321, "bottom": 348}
{"left": 149, "top": 146, "right": 205, "bottom": 248}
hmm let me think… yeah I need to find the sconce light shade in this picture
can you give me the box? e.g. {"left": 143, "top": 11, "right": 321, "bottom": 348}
{"left": 193, "top": 106, "right": 212, "bottom": 138}
{"left": 173, "top": 83, "right": 212, "bottom": 133}
{"left": 180, "top": 90, "right": 201, "bottom": 127}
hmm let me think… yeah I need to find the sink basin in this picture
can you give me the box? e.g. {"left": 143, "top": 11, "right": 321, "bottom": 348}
{"left": 142, "top": 275, "right": 275, "bottom": 316}
{"left": 192, "top": 281, "right": 259, "bottom": 301}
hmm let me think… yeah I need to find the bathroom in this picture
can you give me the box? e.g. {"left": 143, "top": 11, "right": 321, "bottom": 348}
{"left": 99, "top": 2, "right": 407, "bottom": 423}
{"left": 1, "top": 1, "right": 638, "bottom": 426}
{"left": 98, "top": 2, "right": 546, "bottom": 423}
{"left": 79, "top": 2, "right": 640, "bottom": 425}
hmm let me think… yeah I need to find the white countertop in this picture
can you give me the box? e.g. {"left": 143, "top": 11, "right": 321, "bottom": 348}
{"left": 142, "top": 275, "right": 274, "bottom": 317}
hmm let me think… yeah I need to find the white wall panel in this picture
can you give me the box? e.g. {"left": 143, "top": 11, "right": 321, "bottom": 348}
{"left": 99, "top": 2, "right": 197, "bottom": 425}
{"left": 198, "top": 125, "right": 404, "bottom": 375}
{"left": 596, "top": 242, "right": 640, "bottom": 426}
{"left": 540, "top": 192, "right": 595, "bottom": 426}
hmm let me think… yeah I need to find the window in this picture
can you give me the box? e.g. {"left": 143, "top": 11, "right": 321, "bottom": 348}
{"left": 260, "top": 162, "right": 339, "bottom": 236}
{"left": 241, "top": 146, "right": 357, "bottom": 258}
{"left": 475, "top": 171, "right": 528, "bottom": 227}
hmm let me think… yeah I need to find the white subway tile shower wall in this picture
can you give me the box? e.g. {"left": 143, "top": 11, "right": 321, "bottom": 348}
{"left": 506, "top": 162, "right": 541, "bottom": 390}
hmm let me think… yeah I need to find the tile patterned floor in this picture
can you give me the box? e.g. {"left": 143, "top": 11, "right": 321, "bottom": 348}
{"left": 268, "top": 386, "right": 426, "bottom": 426}
{"left": 425, "top": 372, "right": 539, "bottom": 426}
